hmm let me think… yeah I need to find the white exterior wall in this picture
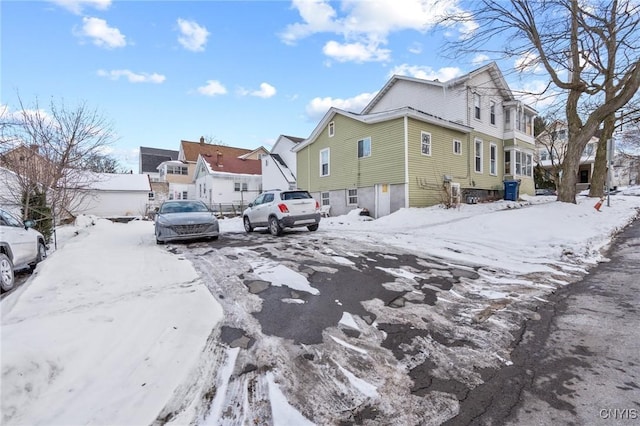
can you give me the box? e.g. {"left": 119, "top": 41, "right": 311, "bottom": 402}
{"left": 465, "top": 72, "right": 506, "bottom": 140}
{"left": 261, "top": 137, "right": 298, "bottom": 191}
{"left": 78, "top": 191, "right": 150, "bottom": 217}
{"left": 168, "top": 183, "right": 195, "bottom": 200}
{"left": 196, "top": 173, "right": 262, "bottom": 208}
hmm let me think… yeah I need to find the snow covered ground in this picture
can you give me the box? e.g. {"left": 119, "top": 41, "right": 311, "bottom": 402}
{"left": 2, "top": 190, "right": 640, "bottom": 425}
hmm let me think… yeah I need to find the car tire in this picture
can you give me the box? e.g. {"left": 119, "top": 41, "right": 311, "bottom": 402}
{"left": 268, "top": 216, "right": 283, "bottom": 236}
{"left": 0, "top": 253, "right": 15, "bottom": 292}
{"left": 307, "top": 224, "right": 319, "bottom": 232}
{"left": 30, "top": 242, "right": 47, "bottom": 271}
{"left": 156, "top": 238, "right": 165, "bottom": 245}
{"left": 243, "top": 216, "right": 253, "bottom": 233}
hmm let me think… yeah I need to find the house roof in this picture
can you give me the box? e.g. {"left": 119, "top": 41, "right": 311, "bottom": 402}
{"left": 293, "top": 106, "right": 473, "bottom": 153}
{"left": 180, "top": 140, "right": 254, "bottom": 163}
{"left": 271, "top": 135, "right": 305, "bottom": 154}
{"left": 200, "top": 152, "right": 262, "bottom": 175}
{"left": 139, "top": 147, "right": 179, "bottom": 174}
{"left": 361, "top": 62, "right": 520, "bottom": 115}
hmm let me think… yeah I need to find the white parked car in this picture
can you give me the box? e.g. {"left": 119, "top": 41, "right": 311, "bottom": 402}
{"left": 242, "top": 189, "right": 321, "bottom": 236}
{"left": 0, "top": 208, "right": 47, "bottom": 291}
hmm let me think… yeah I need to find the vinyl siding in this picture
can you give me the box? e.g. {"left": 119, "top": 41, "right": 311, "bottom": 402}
{"left": 406, "top": 118, "right": 470, "bottom": 207}
{"left": 468, "top": 131, "right": 505, "bottom": 191}
{"left": 296, "top": 114, "right": 406, "bottom": 192}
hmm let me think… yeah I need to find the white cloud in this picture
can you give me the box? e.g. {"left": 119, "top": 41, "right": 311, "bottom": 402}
{"left": 280, "top": 0, "right": 469, "bottom": 62}
{"left": 48, "top": 0, "right": 111, "bottom": 14}
{"left": 97, "top": 69, "right": 166, "bottom": 84}
{"left": 514, "top": 51, "right": 545, "bottom": 73}
{"left": 305, "top": 92, "right": 377, "bottom": 121}
{"left": 77, "top": 17, "right": 126, "bottom": 49}
{"left": 176, "top": 19, "right": 209, "bottom": 52}
{"left": 323, "top": 40, "right": 391, "bottom": 63}
{"left": 472, "top": 54, "right": 491, "bottom": 65}
{"left": 408, "top": 42, "right": 422, "bottom": 54}
{"left": 388, "top": 64, "right": 463, "bottom": 81}
{"left": 197, "top": 80, "right": 227, "bottom": 97}
{"left": 240, "top": 83, "right": 277, "bottom": 99}
{"left": 513, "top": 79, "right": 560, "bottom": 112}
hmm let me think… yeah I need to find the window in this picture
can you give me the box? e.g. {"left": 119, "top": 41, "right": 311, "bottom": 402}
{"left": 474, "top": 139, "right": 483, "bottom": 173}
{"left": 505, "top": 151, "right": 511, "bottom": 175}
{"left": 320, "top": 148, "right": 330, "bottom": 176}
{"left": 328, "top": 121, "right": 335, "bottom": 137}
{"left": 357, "top": 137, "right": 371, "bottom": 158}
{"left": 167, "top": 165, "right": 188, "bottom": 175}
{"left": 515, "top": 151, "right": 522, "bottom": 175}
{"left": 490, "top": 101, "right": 496, "bottom": 125}
{"left": 233, "top": 182, "right": 248, "bottom": 192}
{"left": 347, "top": 189, "right": 358, "bottom": 205}
{"left": 182, "top": 191, "right": 188, "bottom": 200}
{"left": 525, "top": 153, "right": 532, "bottom": 177}
{"left": 474, "top": 93, "right": 481, "bottom": 120}
{"left": 490, "top": 143, "right": 497, "bottom": 175}
{"left": 453, "top": 139, "right": 462, "bottom": 155}
{"left": 421, "top": 132, "right": 432, "bottom": 156}
{"left": 148, "top": 192, "right": 155, "bottom": 200}
{"left": 321, "top": 191, "right": 330, "bottom": 206}
{"left": 585, "top": 143, "right": 594, "bottom": 156}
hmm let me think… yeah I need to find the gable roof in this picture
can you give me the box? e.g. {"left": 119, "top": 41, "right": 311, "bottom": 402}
{"left": 362, "top": 62, "right": 514, "bottom": 115}
{"left": 199, "top": 152, "right": 262, "bottom": 175}
{"left": 180, "top": 140, "right": 254, "bottom": 163}
{"left": 139, "top": 146, "right": 179, "bottom": 174}
{"left": 238, "top": 146, "right": 270, "bottom": 160}
{"left": 294, "top": 106, "right": 472, "bottom": 153}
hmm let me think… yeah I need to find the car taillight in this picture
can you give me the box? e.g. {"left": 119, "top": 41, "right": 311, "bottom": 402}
{"left": 315, "top": 200, "right": 320, "bottom": 210}
{"left": 278, "top": 203, "right": 289, "bottom": 213}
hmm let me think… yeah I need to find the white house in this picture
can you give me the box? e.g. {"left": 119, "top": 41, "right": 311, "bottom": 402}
{"left": 192, "top": 148, "right": 262, "bottom": 213}
{"left": 261, "top": 135, "right": 303, "bottom": 191}
{"left": 73, "top": 173, "right": 151, "bottom": 218}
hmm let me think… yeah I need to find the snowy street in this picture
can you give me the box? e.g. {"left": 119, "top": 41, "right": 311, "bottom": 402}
{"left": 2, "top": 192, "right": 640, "bottom": 425}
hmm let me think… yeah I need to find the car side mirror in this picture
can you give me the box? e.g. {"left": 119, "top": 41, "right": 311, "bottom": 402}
{"left": 24, "top": 219, "right": 35, "bottom": 229}
{"left": 248, "top": 202, "right": 253, "bottom": 207}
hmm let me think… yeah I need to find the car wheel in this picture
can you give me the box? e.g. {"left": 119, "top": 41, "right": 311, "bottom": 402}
{"left": 0, "top": 253, "right": 15, "bottom": 292}
{"left": 30, "top": 242, "right": 47, "bottom": 271}
{"left": 307, "top": 224, "right": 319, "bottom": 232}
{"left": 268, "top": 216, "right": 283, "bottom": 236}
{"left": 243, "top": 216, "right": 253, "bottom": 233}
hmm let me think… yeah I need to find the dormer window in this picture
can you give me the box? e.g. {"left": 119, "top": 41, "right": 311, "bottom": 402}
{"left": 328, "top": 121, "right": 335, "bottom": 137}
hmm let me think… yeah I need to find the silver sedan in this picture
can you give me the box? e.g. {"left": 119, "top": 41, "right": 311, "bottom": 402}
{"left": 154, "top": 200, "right": 219, "bottom": 244}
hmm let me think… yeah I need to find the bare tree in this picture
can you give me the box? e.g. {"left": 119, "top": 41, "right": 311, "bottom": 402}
{"left": 535, "top": 118, "right": 569, "bottom": 188}
{"left": 0, "top": 95, "right": 119, "bottom": 220}
{"left": 445, "top": 0, "right": 640, "bottom": 203}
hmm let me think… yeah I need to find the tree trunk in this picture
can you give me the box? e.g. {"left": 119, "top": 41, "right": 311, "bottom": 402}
{"left": 589, "top": 115, "right": 615, "bottom": 197}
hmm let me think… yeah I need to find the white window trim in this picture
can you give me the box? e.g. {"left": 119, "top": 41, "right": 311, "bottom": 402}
{"left": 489, "top": 142, "right": 497, "bottom": 176}
{"left": 474, "top": 138, "right": 483, "bottom": 173}
{"left": 320, "top": 148, "right": 330, "bottom": 177}
{"left": 421, "top": 131, "right": 432, "bottom": 156}
{"left": 453, "top": 139, "right": 462, "bottom": 155}
{"left": 358, "top": 137, "right": 372, "bottom": 158}
{"left": 321, "top": 191, "right": 330, "bottom": 206}
{"left": 328, "top": 121, "right": 335, "bottom": 138}
{"left": 490, "top": 100, "right": 496, "bottom": 125}
{"left": 474, "top": 93, "right": 481, "bottom": 120}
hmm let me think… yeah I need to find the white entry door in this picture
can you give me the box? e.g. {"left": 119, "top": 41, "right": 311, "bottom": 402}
{"left": 375, "top": 183, "right": 391, "bottom": 218}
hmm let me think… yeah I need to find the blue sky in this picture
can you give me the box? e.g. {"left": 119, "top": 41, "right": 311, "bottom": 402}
{"left": 2, "top": 0, "right": 549, "bottom": 172}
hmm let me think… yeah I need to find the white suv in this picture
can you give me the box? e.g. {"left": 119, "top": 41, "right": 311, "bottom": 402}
{"left": 0, "top": 208, "right": 47, "bottom": 291}
{"left": 243, "top": 189, "right": 321, "bottom": 236}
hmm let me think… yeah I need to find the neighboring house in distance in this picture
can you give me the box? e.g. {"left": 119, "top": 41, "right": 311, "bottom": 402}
{"left": 262, "top": 135, "right": 304, "bottom": 191}
{"left": 535, "top": 121, "right": 600, "bottom": 191}
{"left": 295, "top": 62, "right": 537, "bottom": 217}
{"left": 612, "top": 153, "right": 640, "bottom": 188}
{"left": 71, "top": 173, "right": 151, "bottom": 218}
{"left": 139, "top": 147, "right": 178, "bottom": 182}
{"left": 192, "top": 146, "right": 263, "bottom": 213}
{"left": 0, "top": 167, "right": 21, "bottom": 216}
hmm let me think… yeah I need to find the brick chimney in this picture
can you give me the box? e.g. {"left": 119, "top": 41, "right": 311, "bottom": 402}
{"left": 200, "top": 136, "right": 205, "bottom": 145}
{"left": 29, "top": 144, "right": 39, "bottom": 153}
{"left": 216, "top": 151, "right": 223, "bottom": 167}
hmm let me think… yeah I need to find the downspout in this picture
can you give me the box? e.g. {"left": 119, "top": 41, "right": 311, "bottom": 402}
{"left": 467, "top": 87, "right": 472, "bottom": 186}
{"left": 404, "top": 115, "right": 409, "bottom": 208}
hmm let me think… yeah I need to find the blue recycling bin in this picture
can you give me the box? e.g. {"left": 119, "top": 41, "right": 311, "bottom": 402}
{"left": 504, "top": 180, "right": 520, "bottom": 201}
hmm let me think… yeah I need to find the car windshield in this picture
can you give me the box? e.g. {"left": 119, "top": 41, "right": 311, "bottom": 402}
{"left": 281, "top": 191, "right": 312, "bottom": 200}
{"left": 0, "top": 209, "right": 23, "bottom": 227}
{"left": 159, "top": 201, "right": 209, "bottom": 214}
